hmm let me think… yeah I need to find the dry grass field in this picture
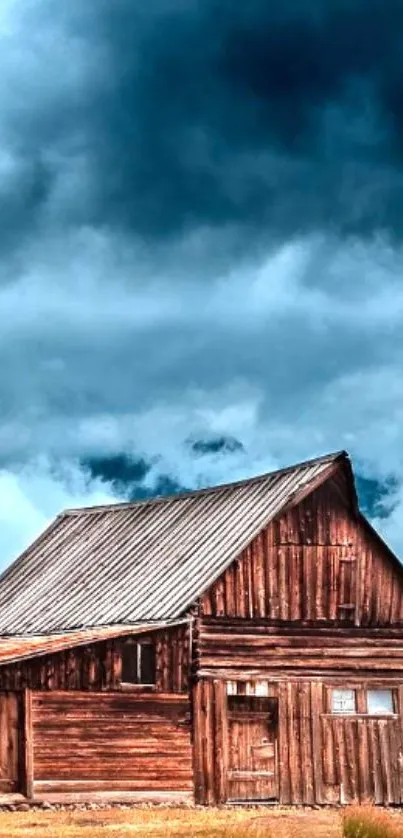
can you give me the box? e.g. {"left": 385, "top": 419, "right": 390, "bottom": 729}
{"left": 0, "top": 805, "right": 343, "bottom": 838}
{"left": 0, "top": 805, "right": 402, "bottom": 838}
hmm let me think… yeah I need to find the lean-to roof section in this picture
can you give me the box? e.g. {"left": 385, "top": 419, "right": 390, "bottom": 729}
{"left": 0, "top": 620, "right": 187, "bottom": 664}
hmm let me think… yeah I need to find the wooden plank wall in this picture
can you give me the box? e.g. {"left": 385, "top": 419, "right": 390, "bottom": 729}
{"left": 30, "top": 691, "right": 193, "bottom": 801}
{"left": 193, "top": 678, "right": 403, "bottom": 806}
{"left": 0, "top": 692, "right": 19, "bottom": 793}
{"left": 192, "top": 680, "right": 227, "bottom": 805}
{"left": 0, "top": 626, "right": 189, "bottom": 693}
{"left": 197, "top": 620, "right": 403, "bottom": 679}
{"left": 201, "top": 476, "right": 403, "bottom": 625}
{"left": 155, "top": 626, "right": 190, "bottom": 692}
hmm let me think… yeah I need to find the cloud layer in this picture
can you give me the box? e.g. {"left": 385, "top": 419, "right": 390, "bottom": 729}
{"left": 1, "top": 1, "right": 403, "bottom": 567}
{"left": 3, "top": 0, "right": 403, "bottom": 257}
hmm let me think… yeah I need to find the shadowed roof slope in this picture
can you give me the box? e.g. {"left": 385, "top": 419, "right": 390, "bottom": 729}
{"left": 0, "top": 451, "right": 348, "bottom": 634}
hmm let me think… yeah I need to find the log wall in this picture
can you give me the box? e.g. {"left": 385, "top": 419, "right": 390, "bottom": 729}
{"left": 201, "top": 477, "right": 403, "bottom": 626}
{"left": 193, "top": 677, "right": 403, "bottom": 806}
{"left": 197, "top": 619, "right": 403, "bottom": 679}
{"left": 0, "top": 625, "right": 190, "bottom": 693}
{"left": 30, "top": 691, "right": 193, "bottom": 801}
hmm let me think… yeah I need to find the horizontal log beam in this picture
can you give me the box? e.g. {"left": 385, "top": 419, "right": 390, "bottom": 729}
{"left": 32, "top": 786, "right": 194, "bottom": 804}
{"left": 198, "top": 669, "right": 403, "bottom": 683}
{"left": 200, "top": 633, "right": 403, "bottom": 649}
{"left": 200, "top": 620, "right": 403, "bottom": 637}
{"left": 200, "top": 655, "right": 403, "bottom": 669}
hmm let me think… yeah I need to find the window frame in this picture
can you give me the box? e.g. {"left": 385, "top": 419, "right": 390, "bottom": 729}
{"left": 330, "top": 688, "right": 357, "bottom": 715}
{"left": 327, "top": 686, "right": 397, "bottom": 717}
{"left": 366, "top": 688, "right": 395, "bottom": 716}
{"left": 120, "top": 638, "right": 156, "bottom": 689}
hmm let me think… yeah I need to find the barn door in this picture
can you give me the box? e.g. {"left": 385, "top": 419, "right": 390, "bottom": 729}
{"left": 227, "top": 695, "right": 278, "bottom": 802}
{"left": 0, "top": 692, "right": 20, "bottom": 793}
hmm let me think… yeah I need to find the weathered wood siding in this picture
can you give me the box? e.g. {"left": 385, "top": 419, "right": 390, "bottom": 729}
{"left": 1, "top": 464, "right": 402, "bottom": 806}
{"left": 0, "top": 692, "right": 20, "bottom": 793}
{"left": 31, "top": 691, "right": 193, "bottom": 800}
{"left": 193, "top": 680, "right": 227, "bottom": 805}
{"left": 193, "top": 469, "right": 403, "bottom": 804}
{"left": 197, "top": 620, "right": 403, "bottom": 678}
{"left": 193, "top": 678, "right": 403, "bottom": 806}
{"left": 201, "top": 476, "right": 403, "bottom": 625}
{"left": 0, "top": 625, "right": 190, "bottom": 693}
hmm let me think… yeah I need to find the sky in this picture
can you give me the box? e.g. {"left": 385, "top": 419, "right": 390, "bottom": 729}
{"left": 1, "top": 0, "right": 403, "bottom": 569}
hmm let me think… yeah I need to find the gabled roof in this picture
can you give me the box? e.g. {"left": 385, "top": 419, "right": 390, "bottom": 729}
{"left": 0, "top": 451, "right": 349, "bottom": 634}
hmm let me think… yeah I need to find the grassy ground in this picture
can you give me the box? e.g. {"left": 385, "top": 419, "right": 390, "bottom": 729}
{"left": 2, "top": 806, "right": 403, "bottom": 838}
{"left": 0, "top": 806, "right": 345, "bottom": 838}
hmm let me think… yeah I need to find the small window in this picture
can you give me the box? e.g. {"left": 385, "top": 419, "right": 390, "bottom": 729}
{"left": 367, "top": 689, "right": 394, "bottom": 715}
{"left": 331, "top": 689, "right": 356, "bottom": 714}
{"left": 121, "top": 641, "right": 155, "bottom": 686}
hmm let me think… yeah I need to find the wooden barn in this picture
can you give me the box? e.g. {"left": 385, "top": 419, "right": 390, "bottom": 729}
{"left": 0, "top": 450, "right": 402, "bottom": 807}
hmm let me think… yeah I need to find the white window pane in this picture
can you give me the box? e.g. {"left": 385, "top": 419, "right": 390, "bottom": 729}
{"left": 255, "top": 682, "right": 269, "bottom": 696}
{"left": 331, "top": 689, "right": 356, "bottom": 714}
{"left": 367, "top": 690, "right": 394, "bottom": 715}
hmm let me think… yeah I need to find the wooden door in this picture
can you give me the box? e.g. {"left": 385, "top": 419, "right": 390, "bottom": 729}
{"left": 227, "top": 695, "right": 278, "bottom": 801}
{"left": 0, "top": 692, "right": 20, "bottom": 793}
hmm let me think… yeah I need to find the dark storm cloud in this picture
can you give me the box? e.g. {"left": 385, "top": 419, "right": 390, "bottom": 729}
{"left": 68, "top": 0, "right": 403, "bottom": 243}
{"left": 356, "top": 474, "right": 399, "bottom": 520}
{"left": 82, "top": 453, "right": 187, "bottom": 500}
{"left": 4, "top": 0, "right": 403, "bottom": 567}
{"left": 3, "top": 0, "right": 403, "bottom": 263}
{"left": 189, "top": 436, "right": 245, "bottom": 456}
{"left": 82, "top": 453, "right": 151, "bottom": 492}
{"left": 0, "top": 158, "right": 52, "bottom": 259}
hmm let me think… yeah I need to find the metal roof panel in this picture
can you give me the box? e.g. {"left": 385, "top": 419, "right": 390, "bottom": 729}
{"left": 0, "top": 451, "right": 348, "bottom": 633}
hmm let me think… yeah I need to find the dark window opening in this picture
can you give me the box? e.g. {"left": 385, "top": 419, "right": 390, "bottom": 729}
{"left": 121, "top": 641, "right": 155, "bottom": 685}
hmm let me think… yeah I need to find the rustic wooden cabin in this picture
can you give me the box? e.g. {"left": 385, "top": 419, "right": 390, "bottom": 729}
{"left": 0, "top": 450, "right": 402, "bottom": 807}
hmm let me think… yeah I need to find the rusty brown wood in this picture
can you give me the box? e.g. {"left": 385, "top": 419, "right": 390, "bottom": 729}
{"left": 192, "top": 681, "right": 205, "bottom": 805}
{"left": 202, "top": 481, "right": 403, "bottom": 626}
{"left": 30, "top": 690, "right": 192, "bottom": 795}
{"left": 0, "top": 462, "right": 402, "bottom": 807}
{"left": 213, "top": 680, "right": 228, "bottom": 803}
{"left": 310, "top": 681, "right": 324, "bottom": 803}
{"left": 23, "top": 689, "right": 33, "bottom": 799}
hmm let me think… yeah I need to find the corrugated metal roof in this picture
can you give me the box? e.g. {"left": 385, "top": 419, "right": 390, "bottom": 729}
{"left": 0, "top": 451, "right": 347, "bottom": 634}
{"left": 0, "top": 621, "right": 188, "bottom": 664}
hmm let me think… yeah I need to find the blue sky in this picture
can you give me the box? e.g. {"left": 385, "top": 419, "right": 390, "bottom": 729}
{"left": 0, "top": 0, "right": 403, "bottom": 568}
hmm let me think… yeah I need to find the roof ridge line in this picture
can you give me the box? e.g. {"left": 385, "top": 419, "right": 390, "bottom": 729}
{"left": 61, "top": 449, "right": 348, "bottom": 517}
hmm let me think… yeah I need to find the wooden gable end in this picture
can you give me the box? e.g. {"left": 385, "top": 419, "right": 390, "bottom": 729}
{"left": 200, "top": 466, "right": 403, "bottom": 626}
